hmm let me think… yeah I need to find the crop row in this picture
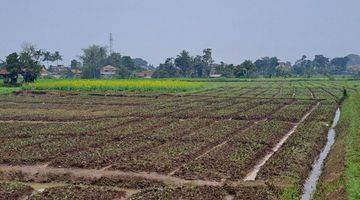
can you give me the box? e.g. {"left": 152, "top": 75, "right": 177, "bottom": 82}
{"left": 49, "top": 118, "right": 209, "bottom": 169}
{"left": 29, "top": 185, "right": 126, "bottom": 200}
{"left": 110, "top": 120, "right": 250, "bottom": 173}
{"left": 174, "top": 120, "right": 293, "bottom": 181}
{"left": 0, "top": 117, "right": 142, "bottom": 165}
{"left": 270, "top": 100, "right": 316, "bottom": 122}
{"left": 256, "top": 121, "right": 330, "bottom": 193}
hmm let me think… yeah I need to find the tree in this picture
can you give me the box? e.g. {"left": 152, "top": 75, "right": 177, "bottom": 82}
{"left": 5, "top": 53, "right": 21, "bottom": 85}
{"left": 175, "top": 50, "right": 193, "bottom": 77}
{"left": 42, "top": 51, "right": 52, "bottom": 67}
{"left": 52, "top": 51, "right": 62, "bottom": 66}
{"left": 254, "top": 57, "right": 279, "bottom": 77}
{"left": 19, "top": 50, "right": 42, "bottom": 82}
{"left": 330, "top": 57, "right": 348, "bottom": 75}
{"left": 234, "top": 60, "right": 256, "bottom": 78}
{"left": 14, "top": 43, "right": 42, "bottom": 82}
{"left": 120, "top": 56, "right": 135, "bottom": 70}
{"left": 152, "top": 58, "right": 178, "bottom": 78}
{"left": 313, "top": 55, "right": 330, "bottom": 75}
{"left": 275, "top": 65, "right": 291, "bottom": 77}
{"left": 107, "top": 53, "right": 122, "bottom": 67}
{"left": 80, "top": 45, "right": 108, "bottom": 78}
{"left": 118, "top": 56, "right": 135, "bottom": 78}
{"left": 215, "top": 62, "right": 235, "bottom": 78}
{"left": 133, "top": 58, "right": 148, "bottom": 68}
{"left": 201, "top": 48, "right": 214, "bottom": 77}
{"left": 70, "top": 59, "right": 81, "bottom": 69}
{"left": 292, "top": 55, "right": 314, "bottom": 77}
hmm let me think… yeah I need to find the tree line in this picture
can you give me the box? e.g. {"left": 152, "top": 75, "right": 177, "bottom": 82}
{"left": 153, "top": 49, "right": 360, "bottom": 78}
{"left": 2, "top": 43, "right": 63, "bottom": 85}
{"left": 2, "top": 44, "right": 360, "bottom": 86}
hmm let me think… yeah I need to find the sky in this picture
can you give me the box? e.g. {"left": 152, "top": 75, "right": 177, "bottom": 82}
{"left": 1, "top": 0, "right": 360, "bottom": 66}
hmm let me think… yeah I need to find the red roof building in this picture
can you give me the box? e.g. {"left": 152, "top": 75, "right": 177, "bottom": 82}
{"left": 136, "top": 70, "right": 153, "bottom": 78}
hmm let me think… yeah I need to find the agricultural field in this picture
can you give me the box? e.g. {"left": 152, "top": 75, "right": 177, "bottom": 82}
{"left": 0, "top": 79, "right": 358, "bottom": 199}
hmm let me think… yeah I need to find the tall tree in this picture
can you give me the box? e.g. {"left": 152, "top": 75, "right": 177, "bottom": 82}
{"left": 133, "top": 58, "right": 148, "bottom": 68}
{"left": 42, "top": 51, "right": 52, "bottom": 67}
{"left": 330, "top": 57, "right": 348, "bottom": 75}
{"left": 293, "top": 55, "right": 314, "bottom": 77}
{"left": 175, "top": 50, "right": 193, "bottom": 77}
{"left": 70, "top": 59, "right": 82, "bottom": 69}
{"left": 234, "top": 60, "right": 256, "bottom": 78}
{"left": 201, "top": 48, "right": 214, "bottom": 77}
{"left": 52, "top": 51, "right": 62, "bottom": 66}
{"left": 107, "top": 52, "right": 122, "bottom": 67}
{"left": 313, "top": 55, "right": 330, "bottom": 75}
{"left": 19, "top": 51, "right": 41, "bottom": 82}
{"left": 5, "top": 53, "right": 21, "bottom": 84}
{"left": 152, "top": 58, "right": 178, "bottom": 78}
{"left": 80, "top": 45, "right": 108, "bottom": 78}
{"left": 119, "top": 56, "right": 135, "bottom": 78}
{"left": 215, "top": 62, "right": 235, "bottom": 78}
{"left": 254, "top": 57, "right": 279, "bottom": 77}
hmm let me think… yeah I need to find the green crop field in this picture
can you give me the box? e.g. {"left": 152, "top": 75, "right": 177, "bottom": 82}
{"left": 0, "top": 79, "right": 359, "bottom": 199}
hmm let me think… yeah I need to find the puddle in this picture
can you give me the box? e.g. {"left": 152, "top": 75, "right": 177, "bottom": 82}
{"left": 301, "top": 108, "right": 340, "bottom": 200}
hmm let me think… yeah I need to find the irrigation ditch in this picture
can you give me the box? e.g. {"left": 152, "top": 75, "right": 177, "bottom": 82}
{"left": 301, "top": 108, "right": 341, "bottom": 200}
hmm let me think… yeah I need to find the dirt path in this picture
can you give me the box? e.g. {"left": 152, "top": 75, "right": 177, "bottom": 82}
{"left": 308, "top": 88, "right": 315, "bottom": 99}
{"left": 243, "top": 102, "right": 320, "bottom": 181}
{"left": 0, "top": 164, "right": 223, "bottom": 187}
{"left": 0, "top": 120, "right": 77, "bottom": 124}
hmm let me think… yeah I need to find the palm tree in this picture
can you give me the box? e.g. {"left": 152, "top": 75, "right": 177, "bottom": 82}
{"left": 52, "top": 51, "right": 62, "bottom": 66}
{"left": 42, "top": 51, "right": 51, "bottom": 67}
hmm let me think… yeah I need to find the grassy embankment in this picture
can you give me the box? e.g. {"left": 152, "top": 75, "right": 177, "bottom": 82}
{"left": 315, "top": 92, "right": 360, "bottom": 200}
{"left": 0, "top": 82, "right": 21, "bottom": 95}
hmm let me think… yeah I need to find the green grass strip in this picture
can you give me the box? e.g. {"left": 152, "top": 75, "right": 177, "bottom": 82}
{"left": 344, "top": 93, "right": 360, "bottom": 199}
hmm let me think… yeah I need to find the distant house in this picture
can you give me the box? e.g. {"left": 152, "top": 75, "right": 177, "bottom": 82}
{"left": 71, "top": 69, "right": 82, "bottom": 78}
{"left": 48, "top": 65, "right": 69, "bottom": 78}
{"left": 40, "top": 66, "right": 49, "bottom": 77}
{"left": 100, "top": 65, "right": 117, "bottom": 78}
{"left": 136, "top": 70, "right": 153, "bottom": 78}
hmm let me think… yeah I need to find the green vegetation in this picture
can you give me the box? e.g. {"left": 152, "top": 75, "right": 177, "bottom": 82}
{"left": 153, "top": 50, "right": 360, "bottom": 78}
{"left": 22, "top": 79, "right": 205, "bottom": 92}
{"left": 341, "top": 93, "right": 360, "bottom": 199}
{"left": 0, "top": 83, "right": 20, "bottom": 94}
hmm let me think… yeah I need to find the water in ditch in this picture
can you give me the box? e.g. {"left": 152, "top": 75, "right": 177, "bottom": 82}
{"left": 301, "top": 108, "right": 341, "bottom": 200}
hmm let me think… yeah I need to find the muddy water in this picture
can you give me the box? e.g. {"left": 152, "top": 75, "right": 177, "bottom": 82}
{"left": 301, "top": 108, "right": 340, "bottom": 200}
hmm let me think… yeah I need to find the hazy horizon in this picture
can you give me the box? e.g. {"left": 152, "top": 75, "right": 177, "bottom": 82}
{"left": 1, "top": 0, "right": 360, "bottom": 66}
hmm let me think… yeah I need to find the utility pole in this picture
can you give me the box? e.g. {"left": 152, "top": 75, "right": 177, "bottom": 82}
{"left": 109, "top": 33, "right": 113, "bottom": 54}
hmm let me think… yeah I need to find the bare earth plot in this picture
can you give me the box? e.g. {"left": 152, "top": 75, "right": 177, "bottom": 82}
{"left": 0, "top": 81, "right": 350, "bottom": 199}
